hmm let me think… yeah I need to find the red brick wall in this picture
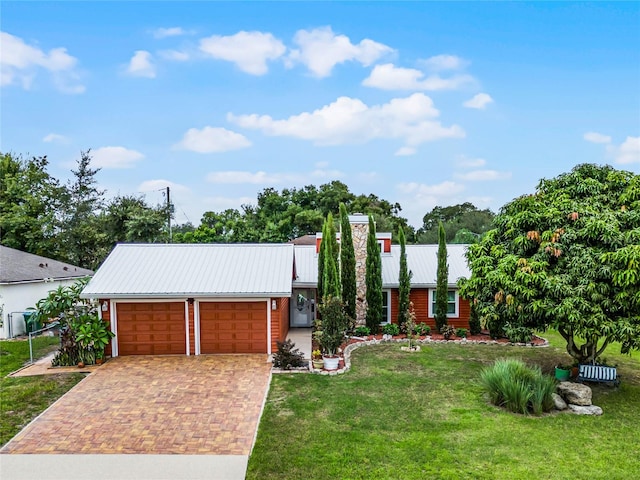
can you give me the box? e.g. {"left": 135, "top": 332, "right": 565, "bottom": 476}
{"left": 389, "top": 289, "right": 470, "bottom": 330}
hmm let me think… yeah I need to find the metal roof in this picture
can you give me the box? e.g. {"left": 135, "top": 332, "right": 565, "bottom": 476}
{"left": 382, "top": 244, "right": 470, "bottom": 288}
{"left": 293, "top": 245, "right": 318, "bottom": 287}
{"left": 294, "top": 243, "right": 470, "bottom": 289}
{"left": 0, "top": 245, "right": 93, "bottom": 284}
{"left": 81, "top": 243, "right": 294, "bottom": 299}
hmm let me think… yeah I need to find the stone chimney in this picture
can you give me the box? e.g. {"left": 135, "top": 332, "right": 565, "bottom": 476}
{"left": 347, "top": 214, "right": 370, "bottom": 325}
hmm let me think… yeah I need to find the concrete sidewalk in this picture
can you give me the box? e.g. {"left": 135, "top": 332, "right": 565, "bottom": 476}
{"left": 0, "top": 454, "right": 248, "bottom": 480}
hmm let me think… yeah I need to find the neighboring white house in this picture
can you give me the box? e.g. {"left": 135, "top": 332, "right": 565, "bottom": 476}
{"left": 0, "top": 246, "right": 94, "bottom": 338}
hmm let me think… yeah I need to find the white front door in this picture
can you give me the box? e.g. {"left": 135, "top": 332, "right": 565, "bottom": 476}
{"left": 290, "top": 289, "right": 315, "bottom": 327}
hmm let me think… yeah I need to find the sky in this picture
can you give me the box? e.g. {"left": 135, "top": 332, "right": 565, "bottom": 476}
{"left": 2, "top": 1, "right": 639, "bottom": 229}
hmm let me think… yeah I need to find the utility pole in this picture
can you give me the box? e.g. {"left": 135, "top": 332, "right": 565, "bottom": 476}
{"left": 166, "top": 186, "right": 172, "bottom": 243}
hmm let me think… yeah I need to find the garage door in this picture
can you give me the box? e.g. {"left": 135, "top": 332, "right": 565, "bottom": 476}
{"left": 116, "top": 302, "right": 186, "bottom": 355}
{"left": 199, "top": 302, "right": 267, "bottom": 354}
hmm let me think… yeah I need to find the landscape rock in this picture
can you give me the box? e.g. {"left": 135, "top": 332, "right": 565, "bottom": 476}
{"left": 557, "top": 381, "right": 592, "bottom": 406}
{"left": 568, "top": 404, "right": 603, "bottom": 415}
{"left": 551, "top": 393, "right": 568, "bottom": 410}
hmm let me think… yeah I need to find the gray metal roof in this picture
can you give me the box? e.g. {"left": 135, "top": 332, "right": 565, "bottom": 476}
{"left": 293, "top": 245, "right": 318, "bottom": 287}
{"left": 382, "top": 244, "right": 470, "bottom": 288}
{"left": 294, "top": 243, "right": 470, "bottom": 289}
{"left": 81, "top": 243, "right": 294, "bottom": 299}
{"left": 0, "top": 245, "right": 93, "bottom": 284}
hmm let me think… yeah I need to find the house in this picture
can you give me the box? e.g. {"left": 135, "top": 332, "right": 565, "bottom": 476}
{"left": 0, "top": 246, "right": 94, "bottom": 338}
{"left": 81, "top": 215, "right": 471, "bottom": 357}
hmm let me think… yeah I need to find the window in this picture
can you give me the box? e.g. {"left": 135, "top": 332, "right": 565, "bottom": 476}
{"left": 381, "top": 290, "right": 391, "bottom": 324}
{"left": 429, "top": 290, "right": 459, "bottom": 318}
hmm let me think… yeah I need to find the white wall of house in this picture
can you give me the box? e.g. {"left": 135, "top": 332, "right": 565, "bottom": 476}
{"left": 0, "top": 279, "right": 81, "bottom": 339}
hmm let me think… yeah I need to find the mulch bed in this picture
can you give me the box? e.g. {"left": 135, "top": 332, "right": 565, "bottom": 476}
{"left": 344, "top": 331, "right": 547, "bottom": 347}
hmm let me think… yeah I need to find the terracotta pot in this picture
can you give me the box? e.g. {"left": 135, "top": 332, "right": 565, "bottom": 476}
{"left": 96, "top": 358, "right": 104, "bottom": 365}
{"left": 77, "top": 362, "right": 85, "bottom": 368}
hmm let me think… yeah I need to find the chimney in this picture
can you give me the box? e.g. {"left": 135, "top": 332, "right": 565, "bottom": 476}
{"left": 347, "top": 214, "right": 370, "bottom": 325}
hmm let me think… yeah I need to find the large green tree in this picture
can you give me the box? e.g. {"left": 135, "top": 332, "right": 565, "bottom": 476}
{"left": 339, "top": 203, "right": 356, "bottom": 319}
{"left": 459, "top": 164, "right": 640, "bottom": 363}
{"left": 435, "top": 221, "right": 449, "bottom": 333}
{"left": 365, "top": 215, "right": 383, "bottom": 332}
{"left": 0, "top": 153, "right": 66, "bottom": 257}
{"left": 397, "top": 227, "right": 412, "bottom": 328}
{"left": 418, "top": 202, "right": 494, "bottom": 244}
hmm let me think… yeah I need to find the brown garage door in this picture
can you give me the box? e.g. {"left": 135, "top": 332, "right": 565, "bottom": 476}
{"left": 116, "top": 302, "right": 186, "bottom": 355}
{"left": 199, "top": 302, "right": 267, "bottom": 354}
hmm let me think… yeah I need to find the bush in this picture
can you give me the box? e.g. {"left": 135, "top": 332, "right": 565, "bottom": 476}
{"left": 354, "top": 326, "right": 371, "bottom": 336}
{"left": 479, "top": 359, "right": 556, "bottom": 415}
{"left": 440, "top": 325, "right": 455, "bottom": 339}
{"left": 504, "top": 323, "right": 534, "bottom": 343}
{"left": 382, "top": 323, "right": 400, "bottom": 336}
{"left": 456, "top": 328, "right": 467, "bottom": 338}
{"left": 414, "top": 323, "right": 430, "bottom": 336}
{"left": 468, "top": 303, "right": 482, "bottom": 336}
{"left": 273, "top": 340, "right": 305, "bottom": 370}
{"left": 315, "top": 297, "right": 350, "bottom": 356}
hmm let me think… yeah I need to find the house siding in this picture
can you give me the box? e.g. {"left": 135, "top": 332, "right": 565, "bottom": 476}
{"left": 390, "top": 289, "right": 471, "bottom": 330}
{"left": 187, "top": 301, "right": 195, "bottom": 355}
{"left": 270, "top": 297, "right": 290, "bottom": 352}
{"left": 100, "top": 298, "right": 113, "bottom": 357}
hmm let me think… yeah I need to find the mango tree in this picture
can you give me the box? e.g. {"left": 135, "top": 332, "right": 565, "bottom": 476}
{"left": 459, "top": 164, "right": 640, "bottom": 363}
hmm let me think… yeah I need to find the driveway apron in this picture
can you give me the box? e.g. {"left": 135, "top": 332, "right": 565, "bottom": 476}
{"left": 1, "top": 355, "right": 271, "bottom": 479}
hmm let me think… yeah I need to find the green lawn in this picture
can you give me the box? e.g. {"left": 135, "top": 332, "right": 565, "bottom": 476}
{"left": 248, "top": 331, "right": 640, "bottom": 480}
{"left": 0, "top": 337, "right": 84, "bottom": 446}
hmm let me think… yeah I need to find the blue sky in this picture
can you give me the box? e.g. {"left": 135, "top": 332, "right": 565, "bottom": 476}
{"left": 2, "top": 1, "right": 639, "bottom": 228}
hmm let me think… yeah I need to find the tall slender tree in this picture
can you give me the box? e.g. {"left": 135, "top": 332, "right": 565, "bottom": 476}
{"left": 397, "top": 227, "right": 412, "bottom": 328}
{"left": 317, "top": 221, "right": 327, "bottom": 299}
{"left": 365, "top": 215, "right": 383, "bottom": 332}
{"left": 323, "top": 213, "right": 341, "bottom": 298}
{"left": 435, "top": 221, "right": 449, "bottom": 333}
{"left": 339, "top": 203, "right": 356, "bottom": 319}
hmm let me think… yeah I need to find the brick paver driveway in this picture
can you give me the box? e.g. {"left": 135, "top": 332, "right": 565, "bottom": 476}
{"left": 1, "top": 355, "right": 271, "bottom": 455}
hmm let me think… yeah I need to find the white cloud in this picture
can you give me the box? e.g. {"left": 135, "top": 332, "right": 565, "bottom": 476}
{"left": 396, "top": 180, "right": 467, "bottom": 227}
{"left": 395, "top": 147, "right": 416, "bottom": 156}
{"left": 363, "top": 64, "right": 474, "bottom": 91}
{"left": 126, "top": 50, "right": 156, "bottom": 78}
{"left": 455, "top": 155, "right": 486, "bottom": 168}
{"left": 138, "top": 179, "right": 191, "bottom": 194}
{"left": 614, "top": 136, "right": 640, "bottom": 164}
{"left": 153, "top": 27, "right": 188, "bottom": 39}
{"left": 158, "top": 49, "right": 190, "bottom": 61}
{"left": 583, "top": 131, "right": 612, "bottom": 144}
{"left": 199, "top": 31, "right": 286, "bottom": 75}
{"left": 42, "top": 133, "right": 68, "bottom": 143}
{"left": 463, "top": 93, "right": 494, "bottom": 109}
{"left": 92, "top": 146, "right": 145, "bottom": 169}
{"left": 207, "top": 171, "right": 281, "bottom": 184}
{"left": 228, "top": 93, "right": 464, "bottom": 149}
{"left": 454, "top": 169, "right": 512, "bottom": 181}
{"left": 1, "top": 31, "right": 84, "bottom": 93}
{"left": 399, "top": 180, "right": 465, "bottom": 197}
{"left": 422, "top": 54, "right": 468, "bottom": 71}
{"left": 288, "top": 26, "right": 393, "bottom": 77}
{"left": 175, "top": 126, "right": 251, "bottom": 153}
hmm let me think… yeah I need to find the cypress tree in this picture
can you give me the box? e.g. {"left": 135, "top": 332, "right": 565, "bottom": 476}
{"left": 435, "top": 221, "right": 449, "bottom": 333}
{"left": 397, "top": 227, "right": 411, "bottom": 328}
{"left": 339, "top": 203, "right": 356, "bottom": 320}
{"left": 365, "top": 215, "right": 383, "bottom": 333}
{"left": 322, "top": 213, "right": 340, "bottom": 299}
{"left": 317, "top": 221, "right": 326, "bottom": 300}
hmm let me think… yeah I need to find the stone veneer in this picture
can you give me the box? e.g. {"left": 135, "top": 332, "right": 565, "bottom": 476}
{"left": 348, "top": 215, "right": 369, "bottom": 325}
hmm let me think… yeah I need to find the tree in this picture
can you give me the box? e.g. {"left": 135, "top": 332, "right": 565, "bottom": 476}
{"left": 365, "top": 215, "right": 383, "bottom": 332}
{"left": 435, "top": 221, "right": 449, "bottom": 333}
{"left": 459, "top": 164, "right": 640, "bottom": 363}
{"left": 417, "top": 202, "right": 494, "bottom": 243}
{"left": 59, "top": 150, "right": 107, "bottom": 269}
{"left": 323, "top": 213, "right": 340, "bottom": 299}
{"left": 0, "top": 153, "right": 66, "bottom": 258}
{"left": 102, "top": 195, "right": 167, "bottom": 245}
{"left": 339, "top": 203, "right": 356, "bottom": 319}
{"left": 397, "top": 227, "right": 412, "bottom": 328}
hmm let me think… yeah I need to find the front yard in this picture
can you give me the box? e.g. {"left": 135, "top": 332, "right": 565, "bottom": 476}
{"left": 0, "top": 337, "right": 84, "bottom": 446}
{"left": 248, "top": 331, "right": 640, "bottom": 480}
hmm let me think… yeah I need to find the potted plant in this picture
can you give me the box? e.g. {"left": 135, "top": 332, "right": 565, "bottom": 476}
{"left": 555, "top": 364, "right": 571, "bottom": 381}
{"left": 314, "top": 297, "right": 350, "bottom": 371}
{"left": 312, "top": 349, "right": 324, "bottom": 370}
